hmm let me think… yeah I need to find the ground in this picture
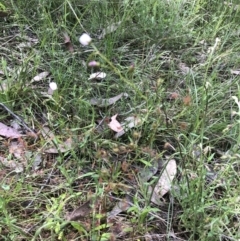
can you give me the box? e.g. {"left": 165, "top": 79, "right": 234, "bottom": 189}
{"left": 0, "top": 0, "right": 240, "bottom": 240}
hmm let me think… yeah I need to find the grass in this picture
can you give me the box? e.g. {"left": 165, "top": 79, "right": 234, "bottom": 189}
{"left": 0, "top": 0, "right": 240, "bottom": 240}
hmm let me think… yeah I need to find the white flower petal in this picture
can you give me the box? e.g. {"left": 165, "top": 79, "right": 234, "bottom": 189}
{"left": 49, "top": 82, "right": 57, "bottom": 90}
{"left": 79, "top": 33, "right": 92, "bottom": 46}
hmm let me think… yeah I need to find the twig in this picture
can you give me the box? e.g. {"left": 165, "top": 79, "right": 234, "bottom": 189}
{"left": 0, "top": 103, "right": 36, "bottom": 135}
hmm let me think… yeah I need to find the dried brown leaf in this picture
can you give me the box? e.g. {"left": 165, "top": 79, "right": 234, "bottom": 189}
{"left": 108, "top": 114, "right": 123, "bottom": 133}
{"left": 32, "top": 71, "right": 50, "bottom": 82}
{"left": 114, "top": 115, "right": 142, "bottom": 138}
{"left": 44, "top": 138, "right": 73, "bottom": 153}
{"left": 63, "top": 32, "right": 74, "bottom": 53}
{"left": 178, "top": 62, "right": 190, "bottom": 74}
{"left": 152, "top": 158, "right": 177, "bottom": 201}
{"left": 0, "top": 122, "right": 22, "bottom": 138}
{"left": 66, "top": 200, "right": 92, "bottom": 221}
{"left": 0, "top": 156, "right": 24, "bottom": 173}
{"left": 107, "top": 196, "right": 132, "bottom": 219}
{"left": 9, "top": 140, "right": 25, "bottom": 160}
{"left": 90, "top": 93, "right": 128, "bottom": 107}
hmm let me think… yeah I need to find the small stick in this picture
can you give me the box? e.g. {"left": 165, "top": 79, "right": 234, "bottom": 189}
{"left": 0, "top": 103, "right": 36, "bottom": 135}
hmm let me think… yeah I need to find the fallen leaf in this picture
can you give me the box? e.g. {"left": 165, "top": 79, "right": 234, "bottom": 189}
{"left": 107, "top": 195, "right": 132, "bottom": 219}
{"left": 32, "top": 71, "right": 50, "bottom": 82}
{"left": 9, "top": 140, "right": 25, "bottom": 160}
{"left": 108, "top": 114, "right": 123, "bottom": 133}
{"left": 123, "top": 116, "right": 141, "bottom": 129}
{"left": 10, "top": 120, "right": 21, "bottom": 131}
{"left": 0, "top": 156, "right": 24, "bottom": 173}
{"left": 32, "top": 153, "right": 42, "bottom": 171}
{"left": 178, "top": 62, "right": 191, "bottom": 74}
{"left": 114, "top": 115, "right": 142, "bottom": 138}
{"left": 66, "top": 200, "right": 92, "bottom": 221}
{"left": 152, "top": 158, "right": 177, "bottom": 202}
{"left": 16, "top": 42, "right": 33, "bottom": 48}
{"left": 88, "top": 72, "right": 106, "bottom": 80}
{"left": 44, "top": 138, "right": 73, "bottom": 153}
{"left": 108, "top": 216, "right": 132, "bottom": 238}
{"left": 138, "top": 159, "right": 159, "bottom": 182}
{"left": 90, "top": 93, "right": 128, "bottom": 107}
{"left": 0, "top": 122, "right": 22, "bottom": 138}
{"left": 99, "top": 21, "right": 122, "bottom": 39}
{"left": 63, "top": 32, "right": 74, "bottom": 53}
{"left": 230, "top": 69, "right": 240, "bottom": 75}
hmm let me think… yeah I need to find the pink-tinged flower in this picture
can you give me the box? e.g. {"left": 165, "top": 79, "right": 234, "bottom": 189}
{"left": 88, "top": 61, "right": 100, "bottom": 67}
{"left": 79, "top": 33, "right": 92, "bottom": 46}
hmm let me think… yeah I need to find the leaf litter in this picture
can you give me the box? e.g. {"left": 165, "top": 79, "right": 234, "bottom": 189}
{"left": 0, "top": 156, "right": 24, "bottom": 173}
{"left": 151, "top": 158, "right": 177, "bottom": 204}
{"left": 107, "top": 195, "right": 133, "bottom": 219}
{"left": 44, "top": 138, "right": 73, "bottom": 154}
{"left": 230, "top": 69, "right": 240, "bottom": 75}
{"left": 66, "top": 200, "right": 93, "bottom": 221}
{"left": 114, "top": 115, "right": 142, "bottom": 138}
{"left": 0, "top": 122, "right": 23, "bottom": 138}
{"left": 63, "top": 32, "right": 74, "bottom": 53}
{"left": 108, "top": 114, "right": 124, "bottom": 133}
{"left": 90, "top": 92, "right": 128, "bottom": 107}
{"left": 88, "top": 72, "right": 106, "bottom": 80}
{"left": 31, "top": 71, "right": 50, "bottom": 82}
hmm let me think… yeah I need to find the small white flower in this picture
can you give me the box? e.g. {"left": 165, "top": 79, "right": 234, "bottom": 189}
{"left": 79, "top": 33, "right": 92, "bottom": 46}
{"left": 88, "top": 72, "right": 106, "bottom": 80}
{"left": 48, "top": 82, "right": 57, "bottom": 95}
